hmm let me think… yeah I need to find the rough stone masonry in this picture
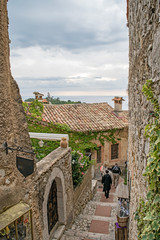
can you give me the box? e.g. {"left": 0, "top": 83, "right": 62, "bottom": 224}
{"left": 128, "top": 0, "right": 160, "bottom": 239}
{"left": 0, "top": 0, "right": 34, "bottom": 211}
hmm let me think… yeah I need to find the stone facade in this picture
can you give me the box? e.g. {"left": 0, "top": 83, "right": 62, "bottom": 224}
{"left": 91, "top": 127, "right": 128, "bottom": 167}
{"left": 128, "top": 0, "right": 160, "bottom": 239}
{"left": 0, "top": 0, "right": 34, "bottom": 212}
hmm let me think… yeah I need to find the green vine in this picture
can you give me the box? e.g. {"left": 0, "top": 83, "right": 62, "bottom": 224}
{"left": 135, "top": 80, "right": 160, "bottom": 240}
{"left": 27, "top": 117, "right": 119, "bottom": 160}
{"left": 23, "top": 100, "right": 44, "bottom": 120}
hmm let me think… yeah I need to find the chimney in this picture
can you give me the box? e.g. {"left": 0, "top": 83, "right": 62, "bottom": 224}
{"left": 33, "top": 92, "right": 44, "bottom": 101}
{"left": 112, "top": 97, "right": 125, "bottom": 112}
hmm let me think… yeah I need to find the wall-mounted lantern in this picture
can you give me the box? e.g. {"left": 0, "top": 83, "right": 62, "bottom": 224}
{"left": 38, "top": 140, "right": 44, "bottom": 147}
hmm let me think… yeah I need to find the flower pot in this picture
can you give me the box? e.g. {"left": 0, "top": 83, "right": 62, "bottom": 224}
{"left": 117, "top": 215, "right": 129, "bottom": 227}
{"left": 60, "top": 137, "right": 68, "bottom": 148}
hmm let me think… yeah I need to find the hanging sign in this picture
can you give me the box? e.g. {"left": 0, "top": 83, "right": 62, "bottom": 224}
{"left": 16, "top": 156, "right": 34, "bottom": 178}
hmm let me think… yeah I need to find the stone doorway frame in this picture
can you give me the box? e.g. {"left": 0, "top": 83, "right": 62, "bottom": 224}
{"left": 42, "top": 167, "right": 66, "bottom": 240}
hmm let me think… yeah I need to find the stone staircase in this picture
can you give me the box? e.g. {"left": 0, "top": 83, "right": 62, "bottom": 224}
{"left": 60, "top": 182, "right": 117, "bottom": 240}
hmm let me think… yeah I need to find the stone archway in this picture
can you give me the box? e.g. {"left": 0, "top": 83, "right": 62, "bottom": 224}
{"left": 42, "top": 167, "right": 66, "bottom": 240}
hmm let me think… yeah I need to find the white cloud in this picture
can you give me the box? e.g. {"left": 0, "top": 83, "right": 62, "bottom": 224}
{"left": 10, "top": 44, "right": 128, "bottom": 84}
{"left": 8, "top": 0, "right": 129, "bottom": 99}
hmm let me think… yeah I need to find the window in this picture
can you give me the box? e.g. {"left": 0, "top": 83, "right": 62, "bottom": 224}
{"left": 97, "top": 147, "right": 101, "bottom": 163}
{"left": 111, "top": 144, "right": 119, "bottom": 159}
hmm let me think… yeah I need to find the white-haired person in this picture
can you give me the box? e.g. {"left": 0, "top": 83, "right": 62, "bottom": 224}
{"left": 112, "top": 163, "right": 121, "bottom": 188}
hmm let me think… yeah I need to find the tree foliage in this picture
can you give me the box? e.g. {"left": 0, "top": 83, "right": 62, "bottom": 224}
{"left": 46, "top": 96, "right": 82, "bottom": 104}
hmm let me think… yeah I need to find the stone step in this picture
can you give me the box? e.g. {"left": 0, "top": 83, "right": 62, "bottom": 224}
{"left": 76, "top": 214, "right": 116, "bottom": 222}
{"left": 89, "top": 200, "right": 117, "bottom": 207}
{"left": 52, "top": 225, "right": 65, "bottom": 240}
{"left": 60, "top": 229, "right": 115, "bottom": 240}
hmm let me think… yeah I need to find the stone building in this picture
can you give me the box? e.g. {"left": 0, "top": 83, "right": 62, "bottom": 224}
{"left": 128, "top": 0, "right": 160, "bottom": 239}
{"left": 42, "top": 98, "right": 128, "bottom": 168}
{"left": 0, "top": 0, "right": 34, "bottom": 212}
{"left": 0, "top": 1, "right": 92, "bottom": 239}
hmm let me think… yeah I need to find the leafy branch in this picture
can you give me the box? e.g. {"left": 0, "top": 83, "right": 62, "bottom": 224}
{"left": 135, "top": 80, "right": 160, "bottom": 240}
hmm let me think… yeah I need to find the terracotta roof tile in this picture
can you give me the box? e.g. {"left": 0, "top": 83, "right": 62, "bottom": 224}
{"left": 43, "top": 103, "right": 126, "bottom": 132}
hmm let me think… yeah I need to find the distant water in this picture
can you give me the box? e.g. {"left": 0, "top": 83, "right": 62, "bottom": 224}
{"left": 54, "top": 96, "right": 128, "bottom": 110}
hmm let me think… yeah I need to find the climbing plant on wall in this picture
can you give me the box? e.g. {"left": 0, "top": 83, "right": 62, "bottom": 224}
{"left": 27, "top": 116, "right": 119, "bottom": 160}
{"left": 24, "top": 100, "right": 120, "bottom": 160}
{"left": 135, "top": 80, "right": 160, "bottom": 240}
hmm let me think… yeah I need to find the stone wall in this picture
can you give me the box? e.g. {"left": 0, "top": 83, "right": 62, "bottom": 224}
{"left": 33, "top": 147, "right": 74, "bottom": 240}
{"left": 73, "top": 166, "right": 92, "bottom": 217}
{"left": 128, "top": 0, "right": 160, "bottom": 239}
{"left": 0, "top": 0, "right": 34, "bottom": 212}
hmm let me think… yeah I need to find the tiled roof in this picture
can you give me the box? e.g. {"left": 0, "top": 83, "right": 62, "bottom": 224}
{"left": 42, "top": 99, "right": 48, "bottom": 103}
{"left": 42, "top": 103, "right": 127, "bottom": 132}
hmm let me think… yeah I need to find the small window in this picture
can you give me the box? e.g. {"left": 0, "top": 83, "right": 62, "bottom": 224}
{"left": 111, "top": 144, "right": 119, "bottom": 160}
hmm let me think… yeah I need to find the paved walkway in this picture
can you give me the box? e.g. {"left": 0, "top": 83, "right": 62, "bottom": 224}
{"left": 61, "top": 175, "right": 123, "bottom": 240}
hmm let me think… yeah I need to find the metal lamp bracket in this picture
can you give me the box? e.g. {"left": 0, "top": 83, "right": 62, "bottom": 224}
{"left": 3, "top": 142, "right": 34, "bottom": 155}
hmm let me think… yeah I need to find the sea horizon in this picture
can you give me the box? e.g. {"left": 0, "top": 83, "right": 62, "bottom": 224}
{"left": 54, "top": 95, "right": 128, "bottom": 110}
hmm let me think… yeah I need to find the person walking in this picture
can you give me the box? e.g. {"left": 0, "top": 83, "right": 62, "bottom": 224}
{"left": 102, "top": 170, "right": 112, "bottom": 198}
{"left": 112, "top": 163, "right": 121, "bottom": 188}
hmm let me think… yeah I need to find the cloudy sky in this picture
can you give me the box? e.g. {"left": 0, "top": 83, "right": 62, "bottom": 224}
{"left": 8, "top": 0, "right": 129, "bottom": 100}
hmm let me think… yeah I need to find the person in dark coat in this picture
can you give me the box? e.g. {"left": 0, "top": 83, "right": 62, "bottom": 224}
{"left": 102, "top": 170, "right": 112, "bottom": 198}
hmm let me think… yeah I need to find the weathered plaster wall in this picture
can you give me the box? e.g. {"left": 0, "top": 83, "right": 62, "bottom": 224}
{"left": 0, "top": 0, "right": 34, "bottom": 212}
{"left": 92, "top": 128, "right": 128, "bottom": 167}
{"left": 128, "top": 0, "right": 160, "bottom": 239}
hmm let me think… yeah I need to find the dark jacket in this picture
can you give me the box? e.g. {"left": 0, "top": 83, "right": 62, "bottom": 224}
{"left": 102, "top": 173, "right": 112, "bottom": 190}
{"left": 112, "top": 165, "right": 121, "bottom": 174}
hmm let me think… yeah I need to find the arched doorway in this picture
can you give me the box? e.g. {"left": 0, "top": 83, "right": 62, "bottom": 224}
{"left": 47, "top": 180, "right": 58, "bottom": 233}
{"left": 42, "top": 167, "right": 66, "bottom": 240}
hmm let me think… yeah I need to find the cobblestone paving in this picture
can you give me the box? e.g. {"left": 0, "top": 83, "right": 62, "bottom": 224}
{"left": 60, "top": 177, "right": 119, "bottom": 240}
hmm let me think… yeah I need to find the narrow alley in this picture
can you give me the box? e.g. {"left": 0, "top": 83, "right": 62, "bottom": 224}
{"left": 60, "top": 175, "right": 124, "bottom": 240}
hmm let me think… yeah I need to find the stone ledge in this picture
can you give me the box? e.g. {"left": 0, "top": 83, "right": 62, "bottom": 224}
{"left": 52, "top": 224, "right": 65, "bottom": 240}
{"left": 92, "top": 180, "right": 97, "bottom": 191}
{"left": 91, "top": 180, "right": 97, "bottom": 197}
{"left": 36, "top": 147, "right": 71, "bottom": 177}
